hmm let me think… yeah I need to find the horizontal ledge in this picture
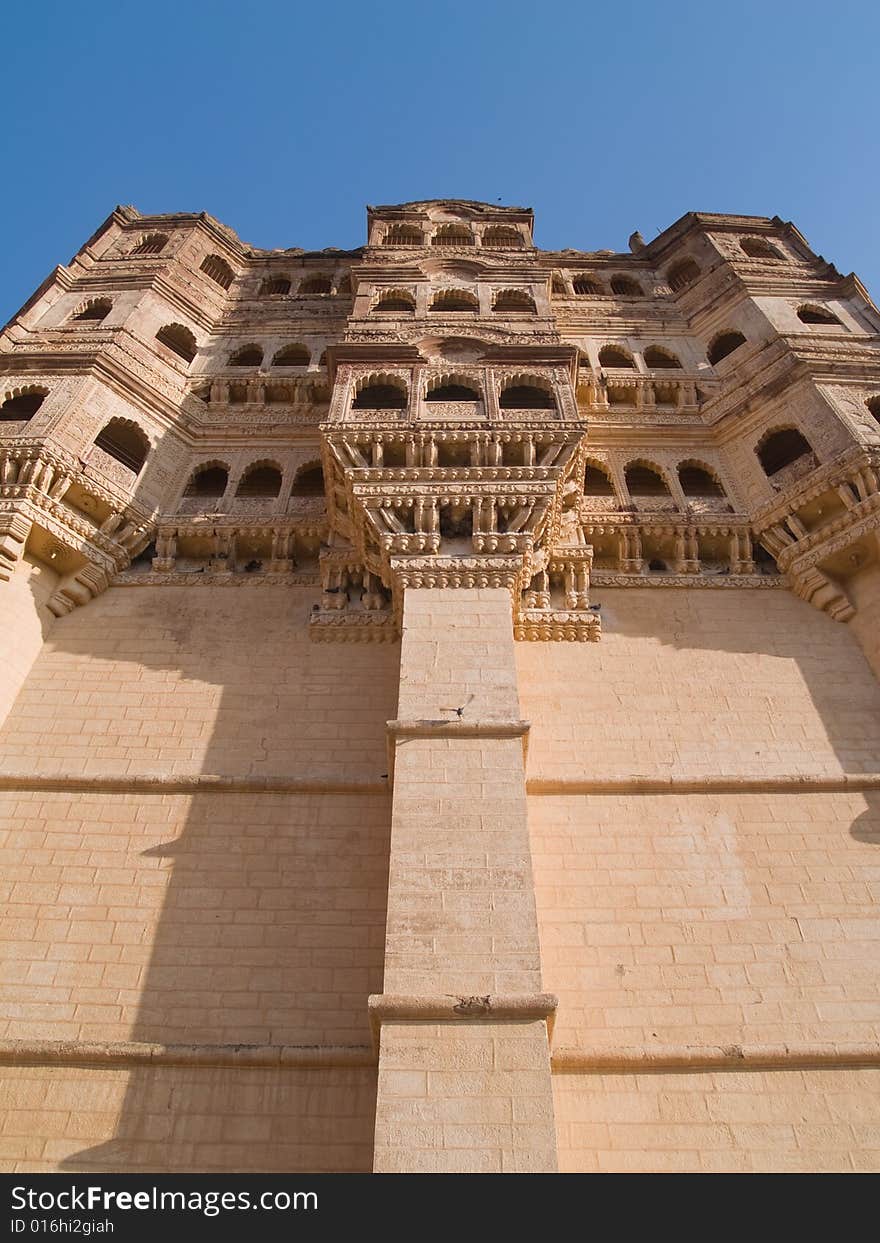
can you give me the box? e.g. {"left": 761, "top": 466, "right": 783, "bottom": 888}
{"left": 0, "top": 772, "right": 388, "bottom": 795}
{"left": 368, "top": 992, "right": 557, "bottom": 1047}
{"left": 552, "top": 1043, "right": 880, "bottom": 1073}
{"left": 0, "top": 771, "right": 874, "bottom": 797}
{"left": 387, "top": 718, "right": 531, "bottom": 739}
{"left": 0, "top": 1038, "right": 376, "bottom": 1071}
{"left": 527, "top": 773, "right": 880, "bottom": 795}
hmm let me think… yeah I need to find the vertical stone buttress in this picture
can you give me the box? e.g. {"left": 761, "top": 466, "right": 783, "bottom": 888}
{"left": 371, "top": 587, "right": 557, "bottom": 1173}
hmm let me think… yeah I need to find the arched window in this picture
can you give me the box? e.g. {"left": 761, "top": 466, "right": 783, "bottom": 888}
{"left": 229, "top": 344, "right": 263, "bottom": 367}
{"left": 667, "top": 258, "right": 700, "bottom": 291}
{"left": 740, "top": 236, "right": 782, "bottom": 260}
{"left": 236, "top": 463, "right": 282, "bottom": 497}
{"left": 432, "top": 225, "right": 474, "bottom": 247}
{"left": 551, "top": 274, "right": 568, "bottom": 294}
{"left": 494, "top": 289, "right": 536, "bottom": 312}
{"left": 184, "top": 464, "right": 229, "bottom": 498}
{"left": 644, "top": 345, "right": 682, "bottom": 369}
{"left": 430, "top": 289, "right": 479, "bottom": 312}
{"left": 625, "top": 462, "right": 670, "bottom": 497}
{"left": 584, "top": 462, "right": 615, "bottom": 495}
{"left": 94, "top": 419, "right": 149, "bottom": 474}
{"left": 72, "top": 298, "right": 112, "bottom": 323}
{"left": 200, "top": 254, "right": 234, "bottom": 289}
{"left": 299, "top": 275, "right": 332, "bottom": 295}
{"left": 708, "top": 331, "right": 746, "bottom": 365}
{"left": 273, "top": 344, "right": 310, "bottom": 366}
{"left": 385, "top": 224, "right": 423, "bottom": 246}
{"left": 866, "top": 397, "right": 880, "bottom": 424}
{"left": 598, "top": 345, "right": 636, "bottom": 369}
{"left": 260, "top": 276, "right": 291, "bottom": 295}
{"left": 797, "top": 304, "right": 842, "bottom": 326}
{"left": 482, "top": 225, "right": 523, "bottom": 248}
{"left": 352, "top": 376, "right": 408, "bottom": 409}
{"left": 426, "top": 376, "right": 480, "bottom": 402}
{"left": 499, "top": 379, "right": 556, "bottom": 410}
{"left": 678, "top": 462, "right": 725, "bottom": 497}
{"left": 374, "top": 290, "right": 416, "bottom": 313}
{"left": 611, "top": 275, "right": 642, "bottom": 296}
{"left": 291, "top": 463, "right": 325, "bottom": 496}
{"left": 336, "top": 275, "right": 352, "bottom": 296}
{"left": 573, "top": 277, "right": 602, "bottom": 295}
{"left": 756, "top": 428, "right": 813, "bottom": 477}
{"left": 156, "top": 323, "right": 197, "bottom": 363}
{"left": 131, "top": 233, "right": 167, "bottom": 257}
{"left": 0, "top": 387, "right": 47, "bottom": 421}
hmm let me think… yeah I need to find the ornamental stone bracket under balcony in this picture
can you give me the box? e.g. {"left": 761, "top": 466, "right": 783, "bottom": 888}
{"left": 754, "top": 447, "right": 880, "bottom": 621}
{"left": 0, "top": 440, "right": 154, "bottom": 612}
{"left": 148, "top": 518, "right": 327, "bottom": 576}
{"left": 308, "top": 515, "right": 604, "bottom": 645}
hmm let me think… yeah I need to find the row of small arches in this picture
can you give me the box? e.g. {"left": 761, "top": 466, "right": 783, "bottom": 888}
{"left": 701, "top": 312, "right": 842, "bottom": 368}
{"left": 350, "top": 372, "right": 556, "bottom": 410}
{"left": 183, "top": 461, "right": 324, "bottom": 500}
{"left": 585, "top": 459, "right": 729, "bottom": 500}
{"left": 126, "top": 232, "right": 784, "bottom": 298}
{"left": 595, "top": 345, "right": 682, "bottom": 370}
{"left": 225, "top": 343, "right": 320, "bottom": 368}
{"left": 373, "top": 288, "right": 536, "bottom": 314}
{"left": 703, "top": 307, "right": 844, "bottom": 367}
{"left": 257, "top": 274, "right": 348, "bottom": 296}
{"left": 554, "top": 274, "right": 645, "bottom": 298}
{"left": 127, "top": 237, "right": 346, "bottom": 297}
{"left": 667, "top": 239, "right": 785, "bottom": 292}
{"left": 383, "top": 224, "right": 525, "bottom": 248}
{"left": 582, "top": 428, "right": 818, "bottom": 504}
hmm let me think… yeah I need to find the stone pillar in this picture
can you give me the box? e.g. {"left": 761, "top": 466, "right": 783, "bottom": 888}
{"left": 372, "top": 586, "right": 557, "bottom": 1173}
{"left": 0, "top": 555, "right": 60, "bottom": 728}
{"left": 847, "top": 561, "right": 880, "bottom": 679}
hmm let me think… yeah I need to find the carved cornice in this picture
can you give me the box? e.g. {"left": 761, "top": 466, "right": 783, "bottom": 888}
{"left": 309, "top": 609, "right": 399, "bottom": 641}
{"left": 784, "top": 499, "right": 880, "bottom": 574}
{"left": 115, "top": 570, "right": 319, "bottom": 588}
{"left": 752, "top": 445, "right": 880, "bottom": 528}
{"left": 590, "top": 572, "right": 786, "bottom": 589}
{"left": 389, "top": 554, "right": 525, "bottom": 591}
{"left": 515, "top": 610, "right": 602, "bottom": 641}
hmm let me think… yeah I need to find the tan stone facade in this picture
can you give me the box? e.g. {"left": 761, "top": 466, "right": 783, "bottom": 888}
{"left": 1, "top": 201, "right": 879, "bottom": 1172}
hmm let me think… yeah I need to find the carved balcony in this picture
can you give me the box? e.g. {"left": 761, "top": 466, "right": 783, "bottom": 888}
{"left": 768, "top": 451, "right": 819, "bottom": 492}
{"left": 418, "top": 401, "right": 484, "bottom": 422}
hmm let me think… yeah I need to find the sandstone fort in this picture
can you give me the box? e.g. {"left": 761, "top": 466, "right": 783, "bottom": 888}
{"left": 1, "top": 200, "right": 879, "bottom": 1172}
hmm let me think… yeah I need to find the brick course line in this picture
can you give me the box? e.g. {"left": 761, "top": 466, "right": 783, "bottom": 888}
{"left": 527, "top": 774, "right": 880, "bottom": 794}
{"left": 552, "top": 1045, "right": 880, "bottom": 1072}
{"left": 0, "top": 771, "right": 388, "bottom": 794}
{"left": 368, "top": 992, "right": 557, "bottom": 1046}
{"left": 0, "top": 1038, "right": 376, "bottom": 1069}
{"left": 4, "top": 771, "right": 875, "bottom": 795}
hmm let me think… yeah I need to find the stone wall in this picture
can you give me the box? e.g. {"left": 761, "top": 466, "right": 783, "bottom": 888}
{"left": 0, "top": 583, "right": 399, "bottom": 1172}
{"left": 518, "top": 587, "right": 880, "bottom": 1172}
{"left": 0, "top": 556, "right": 58, "bottom": 729}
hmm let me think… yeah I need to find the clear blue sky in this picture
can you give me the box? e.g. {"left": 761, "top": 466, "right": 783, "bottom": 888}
{"left": 3, "top": 0, "right": 878, "bottom": 322}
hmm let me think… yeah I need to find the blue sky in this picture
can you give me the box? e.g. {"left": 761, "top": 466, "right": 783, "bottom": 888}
{"left": 3, "top": 0, "right": 877, "bottom": 321}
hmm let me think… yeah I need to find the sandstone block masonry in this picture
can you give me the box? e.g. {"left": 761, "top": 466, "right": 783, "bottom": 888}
{"left": 0, "top": 201, "right": 879, "bottom": 1172}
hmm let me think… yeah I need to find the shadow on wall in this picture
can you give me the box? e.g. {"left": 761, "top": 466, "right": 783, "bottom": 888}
{"left": 542, "top": 585, "right": 880, "bottom": 779}
{"left": 592, "top": 588, "right": 880, "bottom": 846}
{"left": 519, "top": 585, "right": 880, "bottom": 1068}
{"left": 0, "top": 573, "right": 399, "bottom": 1171}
